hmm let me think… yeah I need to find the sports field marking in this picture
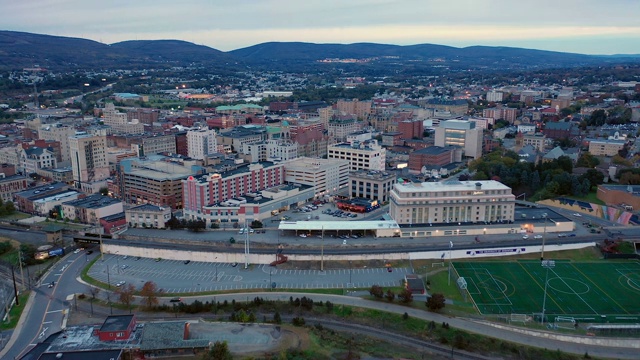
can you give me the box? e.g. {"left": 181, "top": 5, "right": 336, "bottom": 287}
{"left": 570, "top": 263, "right": 629, "bottom": 315}
{"left": 547, "top": 277, "right": 590, "bottom": 295}
{"left": 468, "top": 266, "right": 513, "bottom": 307}
{"left": 616, "top": 269, "right": 640, "bottom": 292}
{"left": 549, "top": 268, "right": 599, "bottom": 316}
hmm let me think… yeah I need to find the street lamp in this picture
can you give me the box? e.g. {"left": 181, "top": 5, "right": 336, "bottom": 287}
{"left": 541, "top": 260, "right": 555, "bottom": 325}
{"left": 448, "top": 241, "right": 453, "bottom": 286}
{"left": 541, "top": 213, "right": 548, "bottom": 261}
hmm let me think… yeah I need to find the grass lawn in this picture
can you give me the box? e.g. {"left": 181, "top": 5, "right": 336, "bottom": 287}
{"left": 1, "top": 292, "right": 30, "bottom": 330}
{"left": 563, "top": 191, "right": 605, "bottom": 205}
{"left": 0, "top": 212, "right": 31, "bottom": 221}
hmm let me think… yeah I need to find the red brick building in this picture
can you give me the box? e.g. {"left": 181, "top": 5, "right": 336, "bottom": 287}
{"left": 97, "top": 315, "right": 136, "bottom": 341}
{"left": 408, "top": 146, "right": 455, "bottom": 172}
{"left": 398, "top": 119, "right": 424, "bottom": 139}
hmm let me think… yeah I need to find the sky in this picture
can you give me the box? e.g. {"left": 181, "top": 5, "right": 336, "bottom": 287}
{"left": 2, "top": 0, "right": 640, "bottom": 55}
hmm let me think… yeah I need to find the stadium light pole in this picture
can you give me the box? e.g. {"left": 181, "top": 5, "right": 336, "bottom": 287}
{"left": 448, "top": 241, "right": 453, "bottom": 286}
{"left": 541, "top": 259, "right": 555, "bottom": 325}
{"left": 541, "top": 213, "right": 548, "bottom": 261}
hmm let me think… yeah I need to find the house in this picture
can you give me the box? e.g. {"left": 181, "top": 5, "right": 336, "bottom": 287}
{"left": 405, "top": 274, "right": 426, "bottom": 295}
{"left": 97, "top": 314, "right": 137, "bottom": 341}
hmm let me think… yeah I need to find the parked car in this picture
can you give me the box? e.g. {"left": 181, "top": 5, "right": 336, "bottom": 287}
{"left": 534, "top": 235, "right": 542, "bottom": 239}
{"left": 522, "top": 235, "right": 529, "bottom": 240}
{"left": 184, "top": 260, "right": 191, "bottom": 264}
{"left": 116, "top": 281, "right": 126, "bottom": 287}
{"left": 170, "top": 297, "right": 182, "bottom": 303}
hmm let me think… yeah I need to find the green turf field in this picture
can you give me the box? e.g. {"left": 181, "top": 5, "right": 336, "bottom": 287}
{"left": 452, "top": 260, "right": 640, "bottom": 323}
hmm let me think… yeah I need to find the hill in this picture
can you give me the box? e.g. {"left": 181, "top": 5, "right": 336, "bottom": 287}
{"left": 0, "top": 31, "right": 638, "bottom": 72}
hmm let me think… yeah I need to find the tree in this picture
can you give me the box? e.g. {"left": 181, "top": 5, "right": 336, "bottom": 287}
{"left": 398, "top": 288, "right": 414, "bottom": 304}
{"left": 385, "top": 289, "right": 395, "bottom": 302}
{"left": 580, "top": 169, "right": 604, "bottom": 191}
{"left": 250, "top": 220, "right": 263, "bottom": 229}
{"left": 202, "top": 340, "right": 233, "bottom": 360}
{"left": 140, "top": 281, "right": 163, "bottom": 309}
{"left": 98, "top": 187, "right": 109, "bottom": 196}
{"left": 273, "top": 311, "right": 282, "bottom": 324}
{"left": 116, "top": 283, "right": 136, "bottom": 313}
{"left": 426, "top": 293, "right": 446, "bottom": 312}
{"left": 369, "top": 285, "right": 384, "bottom": 299}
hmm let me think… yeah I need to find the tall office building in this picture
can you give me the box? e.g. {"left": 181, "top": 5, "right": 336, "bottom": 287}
{"left": 434, "top": 120, "right": 483, "bottom": 159}
{"left": 69, "top": 133, "right": 110, "bottom": 188}
{"left": 187, "top": 128, "right": 218, "bottom": 160}
{"left": 327, "top": 139, "right": 386, "bottom": 171}
{"left": 38, "top": 123, "right": 76, "bottom": 162}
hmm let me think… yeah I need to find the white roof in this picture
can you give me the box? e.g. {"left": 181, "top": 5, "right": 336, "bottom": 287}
{"left": 278, "top": 220, "right": 399, "bottom": 231}
{"left": 394, "top": 180, "right": 510, "bottom": 193}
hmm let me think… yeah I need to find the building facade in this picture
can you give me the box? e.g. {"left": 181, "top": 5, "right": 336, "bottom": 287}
{"left": 408, "top": 146, "right": 457, "bottom": 172}
{"left": 61, "top": 194, "right": 123, "bottom": 225}
{"left": 125, "top": 204, "right": 172, "bottom": 229}
{"left": 349, "top": 170, "right": 396, "bottom": 203}
{"left": 284, "top": 157, "right": 350, "bottom": 198}
{"left": 389, "top": 180, "right": 515, "bottom": 225}
{"left": 182, "top": 162, "right": 285, "bottom": 217}
{"left": 434, "top": 120, "right": 483, "bottom": 159}
{"left": 117, "top": 155, "right": 204, "bottom": 209}
{"left": 327, "top": 140, "right": 386, "bottom": 171}
{"left": 69, "top": 133, "right": 110, "bottom": 187}
{"left": 187, "top": 127, "right": 218, "bottom": 160}
{"left": 0, "top": 175, "right": 28, "bottom": 203}
{"left": 38, "top": 123, "right": 77, "bottom": 162}
{"left": 588, "top": 139, "right": 626, "bottom": 157}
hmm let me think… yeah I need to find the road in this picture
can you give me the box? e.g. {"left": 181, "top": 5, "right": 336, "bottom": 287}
{"left": 1, "top": 251, "right": 99, "bottom": 360}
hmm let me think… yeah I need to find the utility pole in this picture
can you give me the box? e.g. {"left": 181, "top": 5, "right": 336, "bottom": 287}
{"left": 320, "top": 225, "right": 324, "bottom": 271}
{"left": 244, "top": 219, "right": 250, "bottom": 269}
{"left": 18, "top": 250, "right": 25, "bottom": 290}
{"left": 11, "top": 266, "right": 19, "bottom": 306}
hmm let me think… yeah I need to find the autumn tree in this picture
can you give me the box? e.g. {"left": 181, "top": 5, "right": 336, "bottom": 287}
{"left": 140, "top": 281, "right": 163, "bottom": 309}
{"left": 116, "top": 283, "right": 136, "bottom": 313}
{"left": 426, "top": 293, "right": 446, "bottom": 312}
{"left": 369, "top": 285, "right": 384, "bottom": 299}
{"left": 385, "top": 289, "right": 395, "bottom": 302}
{"left": 398, "top": 288, "right": 414, "bottom": 304}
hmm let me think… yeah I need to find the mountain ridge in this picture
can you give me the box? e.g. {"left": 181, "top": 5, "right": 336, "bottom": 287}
{"left": 0, "top": 30, "right": 638, "bottom": 71}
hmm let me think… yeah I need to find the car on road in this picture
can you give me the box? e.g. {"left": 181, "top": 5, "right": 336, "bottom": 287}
{"left": 170, "top": 297, "right": 182, "bottom": 303}
{"left": 522, "top": 235, "right": 529, "bottom": 240}
{"left": 534, "top": 235, "right": 543, "bottom": 239}
{"left": 342, "top": 239, "right": 347, "bottom": 245}
{"left": 558, "top": 233, "right": 567, "bottom": 238}
{"left": 184, "top": 260, "right": 191, "bottom": 264}
{"left": 573, "top": 213, "right": 582, "bottom": 217}
{"left": 73, "top": 249, "right": 81, "bottom": 254}
{"left": 299, "top": 234, "right": 307, "bottom": 238}
{"left": 116, "top": 281, "right": 126, "bottom": 287}
{"left": 48, "top": 281, "right": 55, "bottom": 288}
{"left": 567, "top": 233, "right": 576, "bottom": 237}
{"left": 86, "top": 250, "right": 94, "bottom": 255}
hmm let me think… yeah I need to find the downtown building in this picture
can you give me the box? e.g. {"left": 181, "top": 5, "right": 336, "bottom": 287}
{"left": 284, "top": 157, "right": 350, "bottom": 199}
{"left": 389, "top": 180, "right": 515, "bottom": 226}
{"left": 434, "top": 120, "right": 483, "bottom": 160}
{"left": 69, "top": 133, "right": 110, "bottom": 193}
{"left": 182, "top": 161, "right": 306, "bottom": 225}
{"left": 327, "top": 139, "right": 386, "bottom": 172}
{"left": 116, "top": 154, "right": 205, "bottom": 210}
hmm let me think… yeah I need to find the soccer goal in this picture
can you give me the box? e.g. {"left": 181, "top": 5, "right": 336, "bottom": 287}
{"left": 456, "top": 276, "right": 468, "bottom": 301}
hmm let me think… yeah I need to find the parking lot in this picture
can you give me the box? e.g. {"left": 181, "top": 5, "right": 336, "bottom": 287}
{"left": 88, "top": 254, "right": 407, "bottom": 294}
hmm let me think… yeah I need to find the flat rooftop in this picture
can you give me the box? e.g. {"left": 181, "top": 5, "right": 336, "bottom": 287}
{"left": 394, "top": 179, "right": 510, "bottom": 193}
{"left": 279, "top": 220, "right": 400, "bottom": 231}
{"left": 99, "top": 314, "right": 135, "bottom": 332}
